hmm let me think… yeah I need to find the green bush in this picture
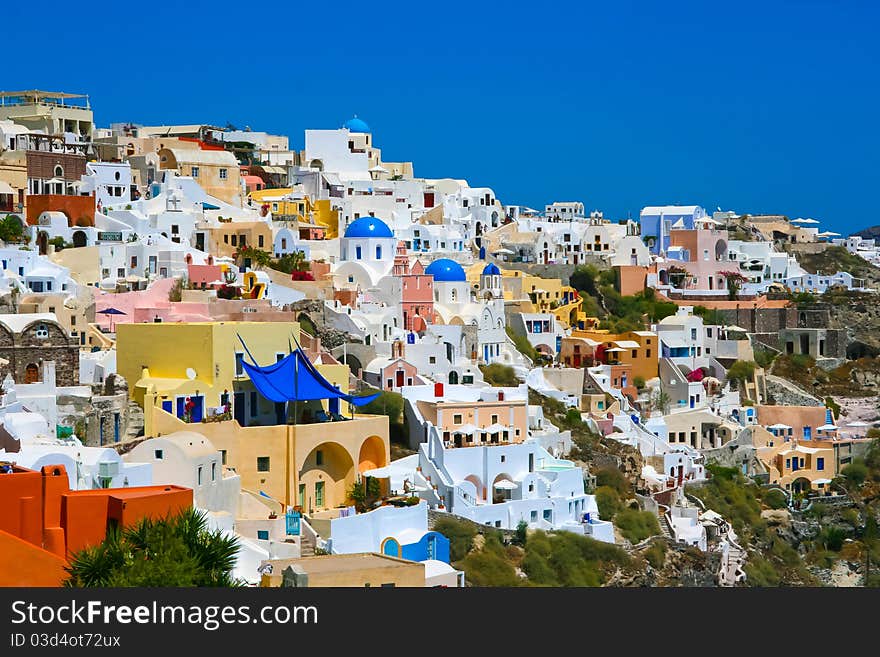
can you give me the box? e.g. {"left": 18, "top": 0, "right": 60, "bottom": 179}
{"left": 643, "top": 541, "right": 667, "bottom": 569}
{"left": 762, "top": 488, "right": 788, "bottom": 510}
{"left": 359, "top": 388, "right": 406, "bottom": 444}
{"left": 595, "top": 467, "right": 629, "bottom": 497}
{"left": 457, "top": 533, "right": 519, "bottom": 586}
{"left": 841, "top": 459, "right": 868, "bottom": 487}
{"left": 744, "top": 555, "right": 782, "bottom": 587}
{"left": 726, "top": 360, "right": 756, "bottom": 383}
{"left": 819, "top": 526, "right": 848, "bottom": 552}
{"left": 433, "top": 516, "right": 477, "bottom": 562}
{"left": 521, "top": 530, "right": 629, "bottom": 587}
{"left": 633, "top": 376, "right": 646, "bottom": 390}
{"left": 595, "top": 486, "right": 623, "bottom": 520}
{"left": 614, "top": 509, "right": 661, "bottom": 544}
{"left": 480, "top": 363, "right": 518, "bottom": 387}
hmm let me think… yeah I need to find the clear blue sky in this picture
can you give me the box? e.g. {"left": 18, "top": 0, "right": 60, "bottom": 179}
{"left": 5, "top": 1, "right": 877, "bottom": 232}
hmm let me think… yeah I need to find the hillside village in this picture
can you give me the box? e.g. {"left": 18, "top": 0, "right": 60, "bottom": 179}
{"left": 1, "top": 89, "right": 879, "bottom": 588}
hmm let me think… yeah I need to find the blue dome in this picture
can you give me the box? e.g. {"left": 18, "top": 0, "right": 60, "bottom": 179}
{"left": 344, "top": 216, "right": 393, "bottom": 239}
{"left": 426, "top": 258, "right": 466, "bottom": 283}
{"left": 343, "top": 117, "right": 370, "bottom": 133}
{"left": 482, "top": 262, "right": 501, "bottom": 276}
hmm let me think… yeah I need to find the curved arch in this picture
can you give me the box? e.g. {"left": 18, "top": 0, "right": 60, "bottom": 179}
{"left": 381, "top": 537, "right": 401, "bottom": 557}
{"left": 309, "top": 159, "right": 324, "bottom": 171}
{"left": 463, "top": 474, "right": 485, "bottom": 501}
{"left": 72, "top": 230, "right": 87, "bottom": 248}
{"left": 714, "top": 239, "right": 727, "bottom": 261}
{"left": 299, "top": 441, "right": 356, "bottom": 511}
{"left": 358, "top": 435, "right": 387, "bottom": 473}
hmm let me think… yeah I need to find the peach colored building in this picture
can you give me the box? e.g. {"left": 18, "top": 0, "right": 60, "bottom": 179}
{"left": 416, "top": 393, "right": 528, "bottom": 448}
{"left": 756, "top": 405, "right": 830, "bottom": 442}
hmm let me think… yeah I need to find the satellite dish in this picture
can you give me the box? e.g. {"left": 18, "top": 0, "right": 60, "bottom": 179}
{"left": 186, "top": 368, "right": 197, "bottom": 380}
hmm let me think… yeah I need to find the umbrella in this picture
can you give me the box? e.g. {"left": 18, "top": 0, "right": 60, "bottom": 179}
{"left": 767, "top": 423, "right": 792, "bottom": 430}
{"left": 817, "top": 424, "right": 838, "bottom": 431}
{"left": 201, "top": 202, "right": 220, "bottom": 210}
{"left": 792, "top": 218, "right": 819, "bottom": 225}
{"left": 97, "top": 307, "right": 127, "bottom": 332}
{"left": 493, "top": 248, "right": 514, "bottom": 255}
{"left": 493, "top": 479, "right": 518, "bottom": 490}
{"left": 723, "top": 325, "right": 749, "bottom": 332}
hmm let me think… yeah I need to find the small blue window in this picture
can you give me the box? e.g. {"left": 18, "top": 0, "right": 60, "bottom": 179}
{"left": 816, "top": 457, "right": 824, "bottom": 471}
{"left": 355, "top": 245, "right": 362, "bottom": 260}
{"left": 257, "top": 530, "right": 269, "bottom": 540}
{"left": 376, "top": 245, "right": 382, "bottom": 259}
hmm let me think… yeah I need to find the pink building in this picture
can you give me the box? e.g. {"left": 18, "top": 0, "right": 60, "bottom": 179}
{"left": 394, "top": 243, "right": 433, "bottom": 332}
{"left": 659, "top": 228, "right": 730, "bottom": 292}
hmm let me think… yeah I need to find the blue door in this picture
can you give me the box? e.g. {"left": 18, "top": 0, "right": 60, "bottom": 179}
{"left": 176, "top": 397, "right": 186, "bottom": 419}
{"left": 113, "top": 413, "right": 120, "bottom": 443}
{"left": 803, "top": 426, "right": 811, "bottom": 440}
{"left": 190, "top": 396, "right": 203, "bottom": 423}
{"left": 162, "top": 400, "right": 173, "bottom": 414}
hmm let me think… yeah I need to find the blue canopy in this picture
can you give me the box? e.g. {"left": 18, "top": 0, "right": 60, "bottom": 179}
{"left": 238, "top": 337, "right": 379, "bottom": 407}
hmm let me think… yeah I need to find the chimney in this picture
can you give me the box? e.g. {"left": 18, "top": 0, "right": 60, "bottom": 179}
{"left": 434, "top": 382, "right": 444, "bottom": 398}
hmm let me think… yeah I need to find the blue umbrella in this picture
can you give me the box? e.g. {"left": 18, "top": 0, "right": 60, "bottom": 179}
{"left": 97, "top": 307, "right": 127, "bottom": 331}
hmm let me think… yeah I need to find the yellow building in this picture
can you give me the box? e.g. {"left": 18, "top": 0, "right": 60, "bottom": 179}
{"left": 464, "top": 264, "right": 582, "bottom": 328}
{"left": 568, "top": 328, "right": 659, "bottom": 382}
{"left": 116, "top": 321, "right": 390, "bottom": 510}
{"left": 260, "top": 553, "right": 425, "bottom": 588}
{"left": 157, "top": 147, "right": 242, "bottom": 206}
{"left": 248, "top": 188, "right": 340, "bottom": 238}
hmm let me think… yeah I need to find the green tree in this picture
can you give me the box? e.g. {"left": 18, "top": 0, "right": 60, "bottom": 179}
{"left": 65, "top": 508, "right": 241, "bottom": 587}
{"left": 348, "top": 477, "right": 381, "bottom": 513}
{"left": 726, "top": 360, "right": 756, "bottom": 385}
{"left": 0, "top": 214, "right": 24, "bottom": 243}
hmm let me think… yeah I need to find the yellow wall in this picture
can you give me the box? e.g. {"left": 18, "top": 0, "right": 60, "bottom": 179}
{"left": 119, "top": 321, "right": 390, "bottom": 510}
{"left": 570, "top": 328, "right": 658, "bottom": 381}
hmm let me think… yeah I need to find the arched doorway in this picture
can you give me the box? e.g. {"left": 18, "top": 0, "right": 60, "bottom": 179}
{"left": 358, "top": 435, "right": 387, "bottom": 473}
{"left": 463, "top": 474, "right": 485, "bottom": 502}
{"left": 25, "top": 363, "right": 40, "bottom": 384}
{"left": 791, "top": 477, "right": 812, "bottom": 495}
{"left": 37, "top": 231, "right": 49, "bottom": 255}
{"left": 72, "top": 230, "right": 87, "bottom": 248}
{"left": 448, "top": 370, "right": 459, "bottom": 385}
{"left": 299, "top": 442, "right": 355, "bottom": 512}
{"left": 381, "top": 537, "right": 400, "bottom": 557}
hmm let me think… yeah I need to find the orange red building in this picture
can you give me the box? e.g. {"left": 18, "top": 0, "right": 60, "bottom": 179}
{"left": 0, "top": 463, "right": 192, "bottom": 586}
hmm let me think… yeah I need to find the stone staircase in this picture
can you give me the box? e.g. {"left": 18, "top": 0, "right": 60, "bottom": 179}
{"left": 659, "top": 513, "right": 674, "bottom": 540}
{"left": 300, "top": 532, "right": 316, "bottom": 557}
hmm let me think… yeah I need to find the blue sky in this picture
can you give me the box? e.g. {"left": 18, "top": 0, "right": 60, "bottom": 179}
{"left": 4, "top": 1, "right": 878, "bottom": 232}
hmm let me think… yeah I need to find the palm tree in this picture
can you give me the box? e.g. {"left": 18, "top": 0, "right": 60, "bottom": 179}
{"left": 64, "top": 508, "right": 242, "bottom": 587}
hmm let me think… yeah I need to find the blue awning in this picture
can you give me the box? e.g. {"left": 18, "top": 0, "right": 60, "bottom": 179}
{"left": 238, "top": 336, "right": 379, "bottom": 407}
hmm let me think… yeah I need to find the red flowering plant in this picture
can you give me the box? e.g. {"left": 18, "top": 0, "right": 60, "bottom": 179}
{"left": 719, "top": 270, "right": 749, "bottom": 300}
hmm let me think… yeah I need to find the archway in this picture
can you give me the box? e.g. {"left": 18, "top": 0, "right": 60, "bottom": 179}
{"left": 72, "top": 230, "right": 87, "bottom": 248}
{"left": 791, "top": 477, "right": 813, "bottom": 495}
{"left": 714, "top": 239, "right": 727, "bottom": 261}
{"left": 463, "top": 474, "right": 485, "bottom": 502}
{"left": 299, "top": 441, "right": 355, "bottom": 512}
{"left": 358, "top": 435, "right": 387, "bottom": 473}
{"left": 38, "top": 231, "right": 49, "bottom": 256}
{"left": 341, "top": 353, "right": 363, "bottom": 377}
{"left": 659, "top": 269, "right": 669, "bottom": 285}
{"left": 491, "top": 473, "right": 515, "bottom": 503}
{"left": 448, "top": 370, "right": 459, "bottom": 385}
{"left": 381, "top": 537, "right": 400, "bottom": 557}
